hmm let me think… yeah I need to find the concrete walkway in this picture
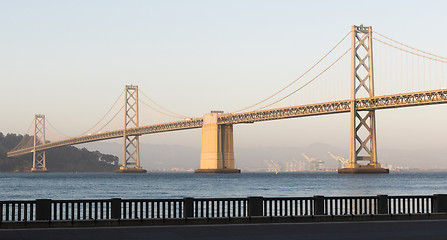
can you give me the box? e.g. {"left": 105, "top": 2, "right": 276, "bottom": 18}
{"left": 1, "top": 219, "right": 447, "bottom": 240}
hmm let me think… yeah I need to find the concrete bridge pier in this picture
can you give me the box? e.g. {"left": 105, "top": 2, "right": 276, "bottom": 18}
{"left": 195, "top": 113, "right": 240, "bottom": 173}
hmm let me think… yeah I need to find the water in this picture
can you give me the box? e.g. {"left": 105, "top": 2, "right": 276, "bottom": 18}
{"left": 0, "top": 171, "right": 446, "bottom": 200}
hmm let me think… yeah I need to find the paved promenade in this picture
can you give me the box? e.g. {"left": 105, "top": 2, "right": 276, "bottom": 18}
{"left": 1, "top": 219, "right": 447, "bottom": 240}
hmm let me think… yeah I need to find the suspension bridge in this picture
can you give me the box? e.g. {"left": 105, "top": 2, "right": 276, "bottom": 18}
{"left": 7, "top": 25, "right": 447, "bottom": 173}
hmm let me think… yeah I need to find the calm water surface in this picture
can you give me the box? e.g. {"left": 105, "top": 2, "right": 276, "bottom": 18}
{"left": 0, "top": 172, "right": 446, "bottom": 200}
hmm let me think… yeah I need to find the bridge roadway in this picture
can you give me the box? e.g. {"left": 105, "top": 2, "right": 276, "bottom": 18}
{"left": 7, "top": 89, "right": 447, "bottom": 158}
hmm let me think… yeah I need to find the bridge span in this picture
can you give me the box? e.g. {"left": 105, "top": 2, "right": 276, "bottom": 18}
{"left": 7, "top": 89, "right": 447, "bottom": 164}
{"left": 7, "top": 25, "right": 447, "bottom": 173}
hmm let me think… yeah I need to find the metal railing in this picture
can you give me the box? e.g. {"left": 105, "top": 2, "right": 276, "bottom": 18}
{"left": 192, "top": 198, "right": 248, "bottom": 218}
{"left": 388, "top": 195, "right": 432, "bottom": 214}
{"left": 263, "top": 197, "right": 314, "bottom": 216}
{"left": 324, "top": 196, "right": 378, "bottom": 215}
{"left": 51, "top": 199, "right": 112, "bottom": 221}
{"left": 0, "top": 201, "right": 35, "bottom": 222}
{"left": 1, "top": 194, "right": 446, "bottom": 222}
{"left": 121, "top": 199, "right": 184, "bottom": 219}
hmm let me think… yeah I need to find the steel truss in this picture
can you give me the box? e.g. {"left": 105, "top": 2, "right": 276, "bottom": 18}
{"left": 7, "top": 89, "right": 447, "bottom": 158}
{"left": 32, "top": 114, "right": 47, "bottom": 172}
{"left": 348, "top": 25, "right": 378, "bottom": 167}
{"left": 218, "top": 89, "right": 447, "bottom": 124}
{"left": 120, "top": 85, "right": 143, "bottom": 171}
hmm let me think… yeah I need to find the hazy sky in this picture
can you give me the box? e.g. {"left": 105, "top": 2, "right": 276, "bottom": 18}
{"left": 1, "top": 0, "right": 447, "bottom": 153}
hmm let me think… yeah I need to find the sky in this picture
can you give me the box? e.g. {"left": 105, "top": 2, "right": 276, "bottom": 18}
{"left": 1, "top": 0, "right": 447, "bottom": 155}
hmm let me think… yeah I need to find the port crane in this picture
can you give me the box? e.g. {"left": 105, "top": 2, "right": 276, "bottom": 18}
{"left": 301, "top": 153, "right": 324, "bottom": 170}
{"left": 264, "top": 160, "right": 281, "bottom": 172}
{"left": 285, "top": 158, "right": 305, "bottom": 172}
{"left": 328, "top": 152, "right": 349, "bottom": 169}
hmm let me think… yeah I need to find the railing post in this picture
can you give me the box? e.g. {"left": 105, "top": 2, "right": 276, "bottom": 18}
{"left": 183, "top": 197, "right": 194, "bottom": 218}
{"left": 111, "top": 198, "right": 122, "bottom": 219}
{"left": 313, "top": 195, "right": 324, "bottom": 215}
{"left": 433, "top": 194, "right": 447, "bottom": 213}
{"left": 36, "top": 199, "right": 51, "bottom": 221}
{"left": 248, "top": 196, "right": 263, "bottom": 217}
{"left": 377, "top": 195, "right": 388, "bottom": 214}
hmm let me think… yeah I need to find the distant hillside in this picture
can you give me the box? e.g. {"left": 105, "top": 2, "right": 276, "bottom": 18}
{"left": 0, "top": 133, "right": 119, "bottom": 172}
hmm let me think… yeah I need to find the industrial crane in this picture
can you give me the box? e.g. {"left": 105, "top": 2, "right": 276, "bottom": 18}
{"left": 301, "top": 153, "right": 324, "bottom": 170}
{"left": 285, "top": 158, "right": 305, "bottom": 172}
{"left": 328, "top": 152, "right": 349, "bottom": 169}
{"left": 264, "top": 160, "right": 281, "bottom": 172}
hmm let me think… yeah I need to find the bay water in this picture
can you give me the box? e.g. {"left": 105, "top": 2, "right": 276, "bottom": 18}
{"left": 1, "top": 171, "right": 446, "bottom": 201}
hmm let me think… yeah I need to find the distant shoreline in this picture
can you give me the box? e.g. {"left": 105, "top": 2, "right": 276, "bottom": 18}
{"left": 2, "top": 169, "right": 447, "bottom": 173}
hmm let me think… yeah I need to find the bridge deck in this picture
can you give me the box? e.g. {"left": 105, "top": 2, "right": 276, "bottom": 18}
{"left": 7, "top": 89, "right": 447, "bottom": 157}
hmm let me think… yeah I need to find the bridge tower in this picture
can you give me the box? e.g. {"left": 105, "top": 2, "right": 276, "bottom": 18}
{"left": 116, "top": 85, "right": 147, "bottom": 173}
{"left": 339, "top": 25, "right": 388, "bottom": 174}
{"left": 31, "top": 114, "right": 47, "bottom": 172}
{"left": 195, "top": 112, "right": 240, "bottom": 173}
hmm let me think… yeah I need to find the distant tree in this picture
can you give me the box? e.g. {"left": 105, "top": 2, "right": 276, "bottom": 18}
{"left": 0, "top": 132, "right": 119, "bottom": 172}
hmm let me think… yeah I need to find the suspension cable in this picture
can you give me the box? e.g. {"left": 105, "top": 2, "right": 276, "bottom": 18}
{"left": 231, "top": 31, "right": 352, "bottom": 113}
{"left": 373, "top": 38, "right": 447, "bottom": 64}
{"left": 140, "top": 90, "right": 190, "bottom": 118}
{"left": 373, "top": 31, "right": 447, "bottom": 60}
{"left": 46, "top": 119, "right": 72, "bottom": 138}
{"left": 140, "top": 99, "right": 185, "bottom": 119}
{"left": 257, "top": 47, "right": 351, "bottom": 110}
{"left": 93, "top": 105, "right": 124, "bottom": 134}
{"left": 78, "top": 89, "right": 125, "bottom": 136}
{"left": 12, "top": 136, "right": 34, "bottom": 151}
{"left": 43, "top": 125, "right": 66, "bottom": 141}
{"left": 11, "top": 120, "right": 34, "bottom": 151}
{"left": 24, "top": 119, "right": 34, "bottom": 135}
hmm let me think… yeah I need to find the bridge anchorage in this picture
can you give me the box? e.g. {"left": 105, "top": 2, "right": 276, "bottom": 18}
{"left": 31, "top": 114, "right": 47, "bottom": 172}
{"left": 116, "top": 85, "right": 147, "bottom": 173}
{"left": 338, "top": 25, "right": 388, "bottom": 174}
